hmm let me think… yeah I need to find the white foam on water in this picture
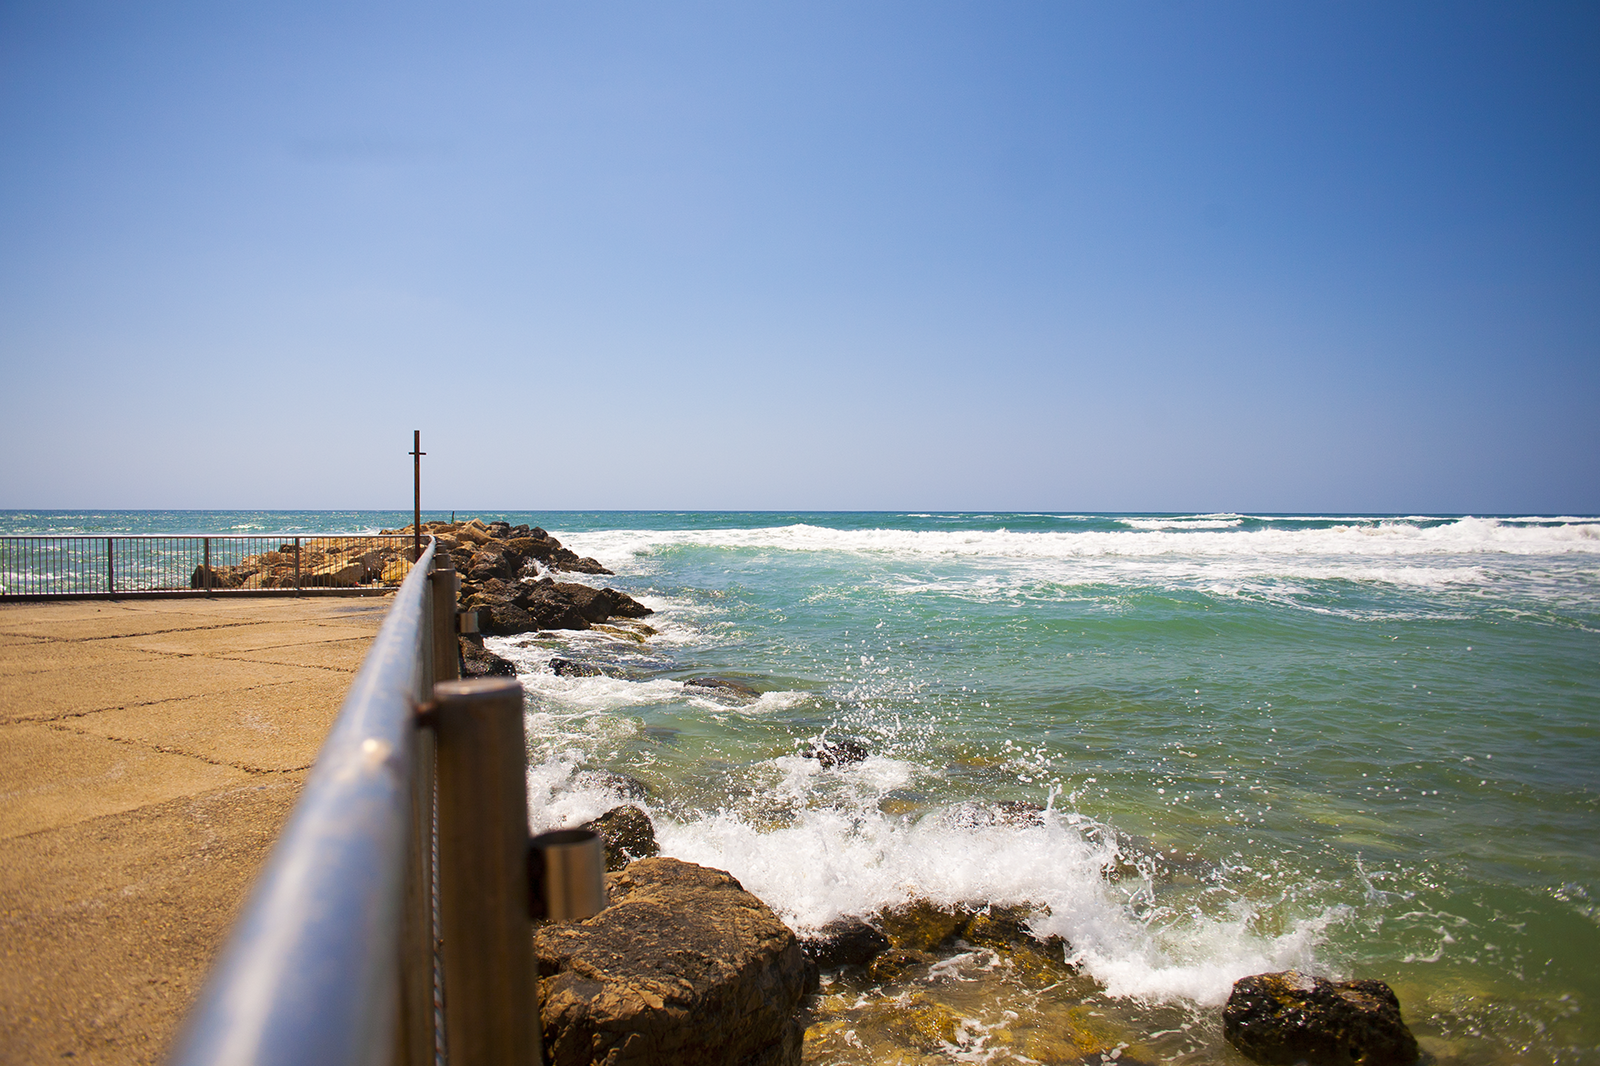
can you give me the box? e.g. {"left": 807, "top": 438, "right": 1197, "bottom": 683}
{"left": 561, "top": 516, "right": 1600, "bottom": 569}
{"left": 1118, "top": 515, "right": 1245, "bottom": 530}
{"left": 655, "top": 800, "right": 1343, "bottom": 1008}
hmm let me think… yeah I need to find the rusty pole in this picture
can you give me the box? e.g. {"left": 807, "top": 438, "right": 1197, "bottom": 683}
{"left": 411, "top": 430, "right": 426, "bottom": 561}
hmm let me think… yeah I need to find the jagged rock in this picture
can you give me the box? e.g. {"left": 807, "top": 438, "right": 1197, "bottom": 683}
{"left": 583, "top": 805, "right": 660, "bottom": 870}
{"left": 520, "top": 579, "right": 595, "bottom": 631}
{"left": 468, "top": 549, "right": 514, "bottom": 582}
{"left": 536, "top": 857, "right": 811, "bottom": 1066}
{"left": 561, "top": 583, "right": 633, "bottom": 624}
{"left": 550, "top": 657, "right": 603, "bottom": 677}
{"left": 1224, "top": 971, "right": 1418, "bottom": 1066}
{"left": 800, "top": 737, "right": 869, "bottom": 768}
{"left": 799, "top": 918, "right": 890, "bottom": 969}
{"left": 479, "top": 602, "right": 537, "bottom": 636}
{"left": 459, "top": 634, "right": 515, "bottom": 678}
{"left": 684, "top": 676, "right": 761, "bottom": 698}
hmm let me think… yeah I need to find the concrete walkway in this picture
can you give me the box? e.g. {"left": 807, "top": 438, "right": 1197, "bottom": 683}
{"left": 0, "top": 596, "right": 389, "bottom": 1066}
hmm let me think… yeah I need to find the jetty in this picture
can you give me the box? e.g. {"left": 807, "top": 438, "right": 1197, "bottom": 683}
{"left": 0, "top": 596, "right": 388, "bottom": 1063}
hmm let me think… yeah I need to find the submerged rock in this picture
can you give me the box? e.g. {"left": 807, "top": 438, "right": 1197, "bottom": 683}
{"left": 799, "top": 918, "right": 890, "bottom": 969}
{"left": 1224, "top": 971, "right": 1419, "bottom": 1066}
{"left": 683, "top": 676, "right": 762, "bottom": 698}
{"left": 535, "top": 857, "right": 811, "bottom": 1066}
{"left": 583, "top": 805, "right": 660, "bottom": 871}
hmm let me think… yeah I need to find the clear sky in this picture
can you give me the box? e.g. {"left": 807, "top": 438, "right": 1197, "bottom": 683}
{"left": 1, "top": 1, "right": 1596, "bottom": 513}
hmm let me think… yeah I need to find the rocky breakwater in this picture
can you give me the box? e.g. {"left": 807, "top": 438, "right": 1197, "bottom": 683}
{"left": 535, "top": 857, "right": 813, "bottom": 1066}
{"left": 387, "top": 519, "right": 654, "bottom": 677}
{"left": 189, "top": 539, "right": 413, "bottom": 590}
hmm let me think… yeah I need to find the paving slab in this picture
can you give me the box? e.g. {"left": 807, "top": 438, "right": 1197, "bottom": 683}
{"left": 113, "top": 621, "right": 378, "bottom": 657}
{"left": 0, "top": 658, "right": 334, "bottom": 722}
{"left": 0, "top": 724, "right": 249, "bottom": 840}
{"left": 0, "top": 641, "right": 167, "bottom": 680}
{"left": 219, "top": 636, "right": 373, "bottom": 673}
{"left": 68, "top": 676, "right": 357, "bottom": 773}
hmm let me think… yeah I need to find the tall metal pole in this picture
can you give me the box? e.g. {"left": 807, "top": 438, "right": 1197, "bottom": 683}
{"left": 411, "top": 430, "right": 426, "bottom": 561}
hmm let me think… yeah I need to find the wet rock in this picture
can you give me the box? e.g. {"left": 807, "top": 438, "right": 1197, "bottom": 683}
{"left": 962, "top": 905, "right": 1073, "bottom": 981}
{"left": 875, "top": 899, "right": 972, "bottom": 952}
{"left": 458, "top": 634, "right": 516, "bottom": 678}
{"left": 800, "top": 918, "right": 891, "bottom": 969}
{"left": 583, "top": 805, "right": 660, "bottom": 871}
{"left": 1224, "top": 971, "right": 1419, "bottom": 1066}
{"left": 800, "top": 737, "right": 870, "bottom": 768}
{"left": 684, "top": 676, "right": 762, "bottom": 698}
{"left": 550, "top": 657, "right": 603, "bottom": 678}
{"left": 535, "top": 857, "right": 811, "bottom": 1066}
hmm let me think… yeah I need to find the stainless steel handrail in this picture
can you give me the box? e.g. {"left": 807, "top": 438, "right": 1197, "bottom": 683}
{"left": 168, "top": 538, "right": 440, "bottom": 1066}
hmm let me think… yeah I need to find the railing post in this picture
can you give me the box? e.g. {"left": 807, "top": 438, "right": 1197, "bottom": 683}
{"left": 203, "top": 537, "right": 213, "bottom": 592}
{"left": 106, "top": 538, "right": 115, "bottom": 596}
{"left": 431, "top": 677, "right": 539, "bottom": 1066}
{"left": 431, "top": 559, "right": 460, "bottom": 684}
{"left": 294, "top": 537, "right": 302, "bottom": 594}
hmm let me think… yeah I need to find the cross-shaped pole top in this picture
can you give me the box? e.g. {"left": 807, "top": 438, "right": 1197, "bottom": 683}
{"left": 411, "top": 430, "right": 425, "bottom": 560}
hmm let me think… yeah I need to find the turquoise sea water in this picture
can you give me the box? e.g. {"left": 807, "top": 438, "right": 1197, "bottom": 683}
{"left": 7, "top": 511, "right": 1598, "bottom": 1063}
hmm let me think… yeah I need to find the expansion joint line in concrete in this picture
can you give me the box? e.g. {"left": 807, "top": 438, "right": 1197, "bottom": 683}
{"left": 36, "top": 719, "right": 315, "bottom": 776}
{"left": 0, "top": 675, "right": 350, "bottom": 727}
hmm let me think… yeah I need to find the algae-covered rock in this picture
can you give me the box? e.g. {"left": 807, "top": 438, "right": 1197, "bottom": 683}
{"left": 1224, "top": 970, "right": 1419, "bottom": 1066}
{"left": 875, "top": 899, "right": 971, "bottom": 952}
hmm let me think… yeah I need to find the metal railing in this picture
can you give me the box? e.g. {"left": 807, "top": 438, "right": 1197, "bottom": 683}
{"left": 167, "top": 540, "right": 554, "bottom": 1066}
{"left": 0, "top": 534, "right": 418, "bottom": 599}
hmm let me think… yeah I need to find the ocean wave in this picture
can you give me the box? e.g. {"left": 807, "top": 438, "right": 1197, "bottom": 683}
{"left": 561, "top": 517, "right": 1600, "bottom": 570}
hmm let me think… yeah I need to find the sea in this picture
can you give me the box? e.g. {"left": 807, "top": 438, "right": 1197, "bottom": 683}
{"left": 5, "top": 510, "right": 1597, "bottom": 1064}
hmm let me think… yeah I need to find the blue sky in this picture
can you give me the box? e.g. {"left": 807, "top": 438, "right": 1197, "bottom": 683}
{"left": 1, "top": 1, "right": 1596, "bottom": 512}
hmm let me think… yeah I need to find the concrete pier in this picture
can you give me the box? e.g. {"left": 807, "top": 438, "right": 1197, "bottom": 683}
{"left": 0, "top": 597, "right": 389, "bottom": 1065}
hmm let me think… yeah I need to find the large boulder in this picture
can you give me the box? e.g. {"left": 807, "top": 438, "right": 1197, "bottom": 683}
{"left": 535, "top": 857, "right": 812, "bottom": 1066}
{"left": 519, "top": 579, "right": 596, "bottom": 631}
{"left": 1224, "top": 971, "right": 1418, "bottom": 1066}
